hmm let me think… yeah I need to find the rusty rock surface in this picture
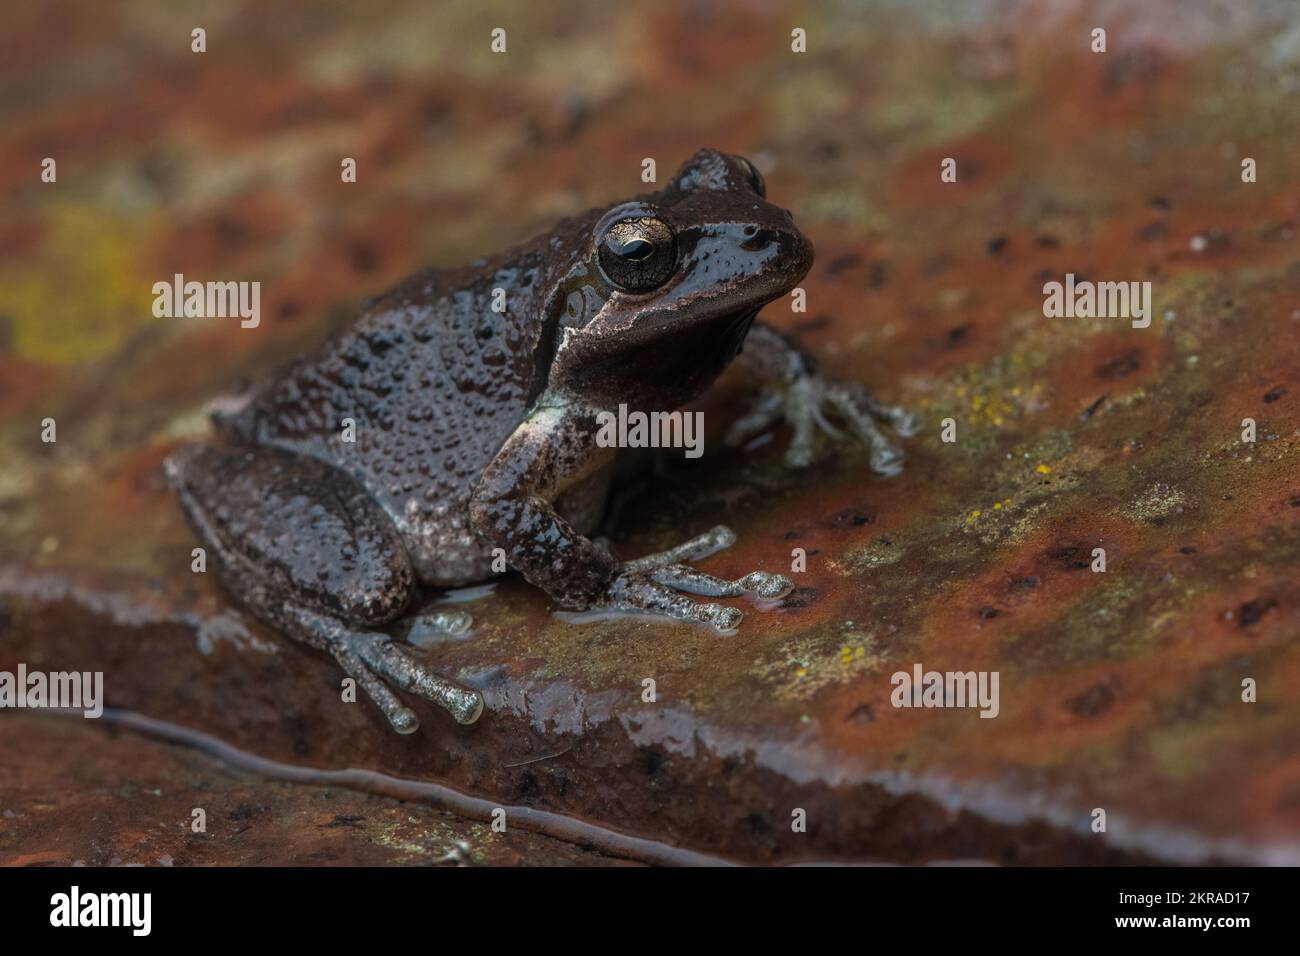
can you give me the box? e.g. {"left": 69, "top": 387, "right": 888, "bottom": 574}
{"left": 0, "top": 714, "right": 630, "bottom": 866}
{"left": 2, "top": 0, "right": 1299, "bottom": 864}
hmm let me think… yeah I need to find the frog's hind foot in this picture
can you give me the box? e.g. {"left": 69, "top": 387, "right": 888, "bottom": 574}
{"left": 604, "top": 525, "right": 793, "bottom": 633}
{"left": 166, "top": 442, "right": 484, "bottom": 736}
{"left": 287, "top": 607, "right": 484, "bottom": 733}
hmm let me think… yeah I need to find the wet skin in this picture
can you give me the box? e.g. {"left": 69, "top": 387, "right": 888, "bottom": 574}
{"left": 167, "top": 149, "right": 916, "bottom": 733}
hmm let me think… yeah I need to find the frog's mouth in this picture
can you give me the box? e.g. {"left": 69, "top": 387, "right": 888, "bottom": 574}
{"left": 727, "top": 305, "right": 760, "bottom": 337}
{"left": 719, "top": 305, "right": 761, "bottom": 363}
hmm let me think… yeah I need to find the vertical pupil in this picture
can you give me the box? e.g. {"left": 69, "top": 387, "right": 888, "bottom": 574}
{"left": 618, "top": 237, "right": 654, "bottom": 261}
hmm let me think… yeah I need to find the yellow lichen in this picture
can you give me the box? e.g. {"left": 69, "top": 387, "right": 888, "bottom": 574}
{"left": 753, "top": 634, "right": 885, "bottom": 702}
{"left": 0, "top": 202, "right": 153, "bottom": 365}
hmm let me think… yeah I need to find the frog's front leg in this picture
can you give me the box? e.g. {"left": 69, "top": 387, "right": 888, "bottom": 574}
{"left": 165, "top": 444, "right": 483, "bottom": 734}
{"left": 728, "top": 320, "right": 918, "bottom": 474}
{"left": 469, "top": 399, "right": 792, "bottom": 633}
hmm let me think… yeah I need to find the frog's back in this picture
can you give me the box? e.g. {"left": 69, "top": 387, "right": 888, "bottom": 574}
{"left": 214, "top": 253, "right": 553, "bottom": 579}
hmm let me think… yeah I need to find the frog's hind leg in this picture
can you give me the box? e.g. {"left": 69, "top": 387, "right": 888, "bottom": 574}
{"left": 165, "top": 443, "right": 483, "bottom": 734}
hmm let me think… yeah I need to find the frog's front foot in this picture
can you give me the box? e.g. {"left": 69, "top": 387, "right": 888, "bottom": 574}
{"left": 726, "top": 375, "right": 918, "bottom": 474}
{"left": 599, "top": 525, "right": 793, "bottom": 633}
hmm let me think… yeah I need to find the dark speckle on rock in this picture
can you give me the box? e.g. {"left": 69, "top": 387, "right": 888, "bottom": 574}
{"left": 945, "top": 324, "right": 972, "bottom": 348}
{"left": 322, "top": 814, "right": 367, "bottom": 829}
{"left": 780, "top": 587, "right": 818, "bottom": 609}
{"left": 1136, "top": 220, "right": 1169, "bottom": 241}
{"left": 1080, "top": 394, "right": 1108, "bottom": 420}
{"left": 1044, "top": 544, "right": 1091, "bottom": 570}
{"left": 1095, "top": 350, "right": 1142, "bottom": 380}
{"left": 1237, "top": 597, "right": 1277, "bottom": 629}
{"left": 846, "top": 703, "right": 875, "bottom": 724}
{"left": 1065, "top": 680, "right": 1119, "bottom": 718}
{"left": 826, "top": 253, "right": 861, "bottom": 276}
{"left": 831, "top": 508, "right": 875, "bottom": 528}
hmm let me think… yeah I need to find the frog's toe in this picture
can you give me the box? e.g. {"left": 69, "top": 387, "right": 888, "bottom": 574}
{"left": 887, "top": 405, "right": 920, "bottom": 438}
{"left": 739, "top": 570, "right": 795, "bottom": 600}
{"left": 607, "top": 574, "right": 744, "bottom": 633}
{"left": 733, "top": 372, "right": 914, "bottom": 474}
{"left": 724, "top": 388, "right": 784, "bottom": 448}
{"left": 360, "top": 638, "right": 484, "bottom": 726}
{"left": 823, "top": 383, "right": 909, "bottom": 476}
{"left": 852, "top": 387, "right": 919, "bottom": 437}
{"left": 287, "top": 606, "right": 483, "bottom": 730}
{"left": 323, "top": 629, "right": 421, "bottom": 734}
{"left": 603, "top": 527, "right": 791, "bottom": 631}
{"left": 648, "top": 564, "right": 792, "bottom": 604}
{"left": 783, "top": 392, "right": 819, "bottom": 468}
{"left": 622, "top": 525, "right": 737, "bottom": 570}
{"left": 439, "top": 609, "right": 474, "bottom": 634}
{"left": 410, "top": 609, "right": 474, "bottom": 640}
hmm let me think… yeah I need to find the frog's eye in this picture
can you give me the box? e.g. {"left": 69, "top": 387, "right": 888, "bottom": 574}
{"left": 597, "top": 217, "right": 677, "bottom": 293}
{"left": 735, "top": 155, "right": 766, "bottom": 198}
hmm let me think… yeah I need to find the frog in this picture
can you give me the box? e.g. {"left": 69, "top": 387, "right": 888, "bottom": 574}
{"left": 165, "top": 148, "right": 916, "bottom": 735}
